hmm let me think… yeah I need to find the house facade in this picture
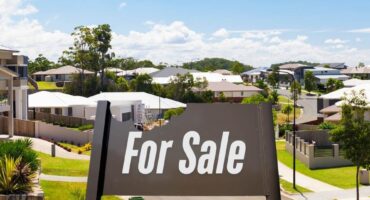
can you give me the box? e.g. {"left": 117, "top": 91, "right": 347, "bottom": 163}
{"left": 0, "top": 46, "right": 29, "bottom": 136}
{"left": 32, "top": 65, "right": 94, "bottom": 82}
{"left": 341, "top": 66, "right": 370, "bottom": 80}
{"left": 304, "top": 67, "right": 349, "bottom": 85}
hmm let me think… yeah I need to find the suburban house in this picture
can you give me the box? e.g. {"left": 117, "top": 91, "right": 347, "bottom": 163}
{"left": 342, "top": 78, "right": 370, "bottom": 87}
{"left": 32, "top": 65, "right": 94, "bottom": 82}
{"left": 194, "top": 81, "right": 262, "bottom": 102}
{"left": 316, "top": 63, "right": 348, "bottom": 70}
{"left": 341, "top": 66, "right": 370, "bottom": 79}
{"left": 317, "top": 83, "right": 370, "bottom": 120}
{"left": 304, "top": 67, "right": 349, "bottom": 85}
{"left": 116, "top": 67, "right": 159, "bottom": 79}
{"left": 278, "top": 63, "right": 314, "bottom": 84}
{"left": 0, "top": 46, "right": 29, "bottom": 136}
{"left": 241, "top": 66, "right": 269, "bottom": 83}
{"left": 88, "top": 92, "right": 186, "bottom": 122}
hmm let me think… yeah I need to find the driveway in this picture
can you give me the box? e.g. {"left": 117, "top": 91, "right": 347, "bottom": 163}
{"left": 277, "top": 89, "right": 318, "bottom": 124}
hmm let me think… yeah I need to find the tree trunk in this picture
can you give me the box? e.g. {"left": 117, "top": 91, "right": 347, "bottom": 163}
{"left": 356, "top": 164, "right": 360, "bottom": 200}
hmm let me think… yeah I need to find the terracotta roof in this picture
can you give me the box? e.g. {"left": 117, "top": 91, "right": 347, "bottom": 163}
{"left": 341, "top": 67, "right": 370, "bottom": 74}
{"left": 320, "top": 104, "right": 341, "bottom": 114}
{"left": 33, "top": 66, "right": 94, "bottom": 75}
{"left": 324, "top": 112, "right": 341, "bottom": 122}
{"left": 279, "top": 63, "right": 306, "bottom": 70}
{"left": 203, "top": 81, "right": 262, "bottom": 92}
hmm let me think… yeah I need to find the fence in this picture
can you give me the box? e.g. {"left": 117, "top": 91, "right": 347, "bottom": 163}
{"left": 28, "top": 111, "right": 94, "bottom": 128}
{"left": 285, "top": 131, "right": 352, "bottom": 169}
{"left": 0, "top": 116, "right": 36, "bottom": 137}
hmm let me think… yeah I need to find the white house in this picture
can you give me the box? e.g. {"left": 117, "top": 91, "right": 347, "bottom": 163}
{"left": 32, "top": 65, "right": 94, "bottom": 82}
{"left": 0, "top": 46, "right": 29, "bottom": 136}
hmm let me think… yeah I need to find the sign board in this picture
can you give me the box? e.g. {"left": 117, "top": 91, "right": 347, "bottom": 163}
{"left": 86, "top": 101, "right": 280, "bottom": 200}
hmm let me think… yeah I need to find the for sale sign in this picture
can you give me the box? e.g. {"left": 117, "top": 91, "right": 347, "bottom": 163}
{"left": 86, "top": 102, "right": 280, "bottom": 200}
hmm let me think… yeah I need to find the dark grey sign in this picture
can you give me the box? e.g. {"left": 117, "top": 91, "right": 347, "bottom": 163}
{"left": 86, "top": 102, "right": 280, "bottom": 200}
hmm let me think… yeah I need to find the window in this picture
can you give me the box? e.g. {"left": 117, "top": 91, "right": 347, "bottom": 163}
{"left": 122, "top": 112, "right": 131, "bottom": 122}
{"left": 241, "top": 91, "right": 244, "bottom": 96}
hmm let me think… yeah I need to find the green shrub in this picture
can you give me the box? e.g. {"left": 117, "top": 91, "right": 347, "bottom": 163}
{"left": 318, "top": 122, "right": 336, "bottom": 130}
{"left": 70, "top": 187, "right": 85, "bottom": 200}
{"left": 129, "top": 197, "right": 144, "bottom": 200}
{"left": 0, "top": 139, "right": 39, "bottom": 171}
{"left": 164, "top": 108, "right": 185, "bottom": 120}
{"left": 77, "top": 124, "right": 94, "bottom": 131}
{"left": 0, "top": 156, "right": 36, "bottom": 194}
{"left": 279, "top": 124, "right": 293, "bottom": 137}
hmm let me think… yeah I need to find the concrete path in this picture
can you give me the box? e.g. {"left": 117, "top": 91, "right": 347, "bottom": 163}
{"left": 292, "top": 185, "right": 370, "bottom": 200}
{"left": 11, "top": 136, "right": 90, "bottom": 160}
{"left": 39, "top": 173, "right": 88, "bottom": 182}
{"left": 278, "top": 161, "right": 341, "bottom": 192}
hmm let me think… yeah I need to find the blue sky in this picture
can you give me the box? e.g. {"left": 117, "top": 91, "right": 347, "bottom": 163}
{"left": 2, "top": 0, "right": 370, "bottom": 66}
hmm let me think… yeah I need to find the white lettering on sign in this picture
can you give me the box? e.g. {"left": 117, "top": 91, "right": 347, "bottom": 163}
{"left": 122, "top": 131, "right": 246, "bottom": 175}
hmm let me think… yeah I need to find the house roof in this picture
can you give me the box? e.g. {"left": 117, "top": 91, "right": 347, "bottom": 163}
{"left": 33, "top": 66, "right": 94, "bottom": 75}
{"left": 316, "top": 63, "right": 346, "bottom": 69}
{"left": 89, "top": 92, "right": 186, "bottom": 110}
{"left": 324, "top": 112, "right": 341, "bottom": 122}
{"left": 29, "top": 91, "right": 97, "bottom": 108}
{"left": 279, "top": 63, "right": 306, "bottom": 70}
{"left": 341, "top": 67, "right": 370, "bottom": 74}
{"left": 320, "top": 104, "right": 341, "bottom": 114}
{"left": 0, "top": 66, "right": 18, "bottom": 78}
{"left": 342, "top": 78, "right": 370, "bottom": 87}
{"left": 321, "top": 84, "right": 370, "bottom": 100}
{"left": 150, "top": 67, "right": 198, "bottom": 78}
{"left": 0, "top": 45, "right": 18, "bottom": 52}
{"left": 203, "top": 81, "right": 262, "bottom": 92}
{"left": 213, "top": 69, "right": 233, "bottom": 75}
{"left": 314, "top": 75, "right": 349, "bottom": 80}
{"left": 116, "top": 67, "right": 159, "bottom": 76}
{"left": 241, "top": 66, "right": 269, "bottom": 76}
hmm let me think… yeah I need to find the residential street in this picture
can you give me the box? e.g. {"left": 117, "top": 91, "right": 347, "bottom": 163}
{"left": 277, "top": 89, "right": 318, "bottom": 124}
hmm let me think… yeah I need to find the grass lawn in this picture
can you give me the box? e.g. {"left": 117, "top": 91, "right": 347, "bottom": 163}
{"left": 276, "top": 141, "right": 357, "bottom": 189}
{"left": 37, "top": 152, "right": 89, "bottom": 176}
{"left": 279, "top": 178, "right": 312, "bottom": 194}
{"left": 58, "top": 142, "right": 91, "bottom": 156}
{"left": 278, "top": 95, "right": 293, "bottom": 105}
{"left": 41, "top": 181, "right": 120, "bottom": 200}
{"left": 29, "top": 81, "right": 62, "bottom": 90}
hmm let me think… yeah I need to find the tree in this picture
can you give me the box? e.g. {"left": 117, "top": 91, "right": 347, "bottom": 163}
{"left": 304, "top": 71, "right": 317, "bottom": 94}
{"left": 290, "top": 80, "right": 301, "bottom": 101}
{"left": 267, "top": 66, "right": 279, "bottom": 88}
{"left": 116, "top": 77, "right": 130, "bottom": 92}
{"left": 241, "top": 94, "right": 267, "bottom": 104}
{"left": 358, "top": 62, "right": 365, "bottom": 68}
{"left": 268, "top": 90, "right": 279, "bottom": 105}
{"left": 326, "top": 78, "right": 344, "bottom": 92}
{"left": 230, "top": 61, "right": 245, "bottom": 74}
{"left": 330, "top": 90, "right": 370, "bottom": 200}
{"left": 28, "top": 54, "right": 56, "bottom": 74}
{"left": 323, "top": 64, "right": 331, "bottom": 68}
{"left": 281, "top": 104, "right": 293, "bottom": 122}
{"left": 130, "top": 74, "right": 153, "bottom": 93}
{"left": 182, "top": 58, "right": 253, "bottom": 72}
{"left": 218, "top": 92, "right": 227, "bottom": 102}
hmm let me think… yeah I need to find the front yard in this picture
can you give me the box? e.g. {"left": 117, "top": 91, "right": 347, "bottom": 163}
{"left": 37, "top": 152, "right": 89, "bottom": 176}
{"left": 276, "top": 141, "right": 357, "bottom": 189}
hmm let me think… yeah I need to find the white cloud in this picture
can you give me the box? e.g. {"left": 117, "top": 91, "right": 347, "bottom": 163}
{"left": 324, "top": 38, "right": 348, "bottom": 44}
{"left": 348, "top": 28, "right": 370, "bottom": 33}
{"left": 119, "top": 2, "right": 127, "bottom": 9}
{"left": 355, "top": 38, "right": 362, "bottom": 42}
{"left": 3, "top": 0, "right": 370, "bottom": 67}
{"left": 212, "top": 28, "right": 229, "bottom": 38}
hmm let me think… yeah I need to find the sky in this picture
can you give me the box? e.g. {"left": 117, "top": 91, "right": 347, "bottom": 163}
{"left": 2, "top": 0, "right": 370, "bottom": 67}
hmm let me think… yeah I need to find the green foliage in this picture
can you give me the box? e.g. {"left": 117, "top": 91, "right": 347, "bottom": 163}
{"left": 115, "top": 77, "right": 130, "bottom": 92}
{"left": 77, "top": 124, "right": 94, "bottom": 131}
{"left": 304, "top": 71, "right": 317, "bottom": 93}
{"left": 329, "top": 90, "right": 370, "bottom": 197}
{"left": 0, "top": 156, "right": 36, "bottom": 194}
{"left": 290, "top": 80, "right": 302, "bottom": 101}
{"left": 218, "top": 91, "right": 227, "bottom": 102}
{"left": 318, "top": 122, "right": 336, "bottom": 130}
{"left": 28, "top": 54, "right": 57, "bottom": 74}
{"left": 241, "top": 94, "right": 268, "bottom": 104}
{"left": 281, "top": 104, "right": 293, "bottom": 115}
{"left": 182, "top": 58, "right": 253, "bottom": 72}
{"left": 163, "top": 108, "right": 185, "bottom": 120}
{"left": 268, "top": 90, "right": 279, "bottom": 105}
{"left": 70, "top": 187, "right": 86, "bottom": 200}
{"left": 230, "top": 61, "right": 245, "bottom": 74}
{"left": 267, "top": 66, "right": 279, "bottom": 88}
{"left": 63, "top": 74, "right": 101, "bottom": 97}
{"left": 129, "top": 74, "right": 153, "bottom": 93}
{"left": 326, "top": 78, "right": 344, "bottom": 92}
{"left": 0, "top": 139, "right": 38, "bottom": 172}
{"left": 278, "top": 124, "right": 293, "bottom": 137}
